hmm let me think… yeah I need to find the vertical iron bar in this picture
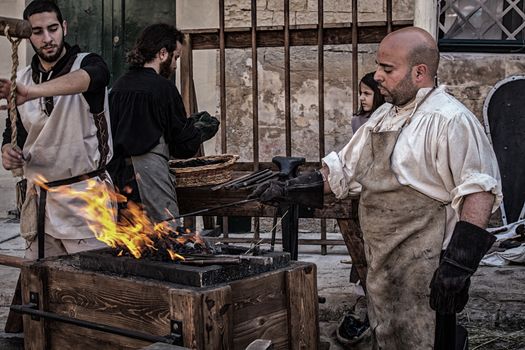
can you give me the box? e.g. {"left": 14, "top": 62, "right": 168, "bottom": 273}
{"left": 251, "top": 0, "right": 259, "bottom": 171}
{"left": 284, "top": 0, "right": 291, "bottom": 156}
{"left": 219, "top": 0, "right": 227, "bottom": 154}
{"left": 251, "top": 0, "right": 260, "bottom": 238}
{"left": 318, "top": 0, "right": 327, "bottom": 255}
{"left": 219, "top": 0, "right": 229, "bottom": 238}
{"left": 351, "top": 0, "right": 358, "bottom": 114}
{"left": 387, "top": 0, "right": 393, "bottom": 33}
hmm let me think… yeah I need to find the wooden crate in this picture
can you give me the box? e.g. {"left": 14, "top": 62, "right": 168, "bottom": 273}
{"left": 20, "top": 259, "right": 319, "bottom": 350}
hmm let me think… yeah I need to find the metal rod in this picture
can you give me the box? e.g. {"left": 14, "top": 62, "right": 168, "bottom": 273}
{"left": 318, "top": 0, "right": 325, "bottom": 162}
{"left": 11, "top": 304, "right": 176, "bottom": 344}
{"left": 251, "top": 0, "right": 259, "bottom": 171}
{"left": 249, "top": 3, "right": 262, "bottom": 254}
{"left": 318, "top": 0, "right": 326, "bottom": 260}
{"left": 230, "top": 169, "right": 272, "bottom": 189}
{"left": 180, "top": 258, "right": 240, "bottom": 265}
{"left": 351, "top": 0, "right": 358, "bottom": 114}
{"left": 208, "top": 237, "right": 347, "bottom": 246}
{"left": 211, "top": 171, "right": 262, "bottom": 191}
{"left": 321, "top": 218, "right": 327, "bottom": 255}
{"left": 387, "top": 0, "right": 393, "bottom": 33}
{"left": 219, "top": 0, "right": 227, "bottom": 153}
{"left": 223, "top": 169, "right": 268, "bottom": 188}
{"left": 284, "top": 0, "right": 292, "bottom": 156}
{"left": 240, "top": 173, "right": 278, "bottom": 190}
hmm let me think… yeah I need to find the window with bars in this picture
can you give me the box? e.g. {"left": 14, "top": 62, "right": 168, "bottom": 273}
{"left": 438, "top": 0, "right": 525, "bottom": 52}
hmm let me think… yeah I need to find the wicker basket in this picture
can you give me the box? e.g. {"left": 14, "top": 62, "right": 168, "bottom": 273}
{"left": 169, "top": 154, "right": 239, "bottom": 188}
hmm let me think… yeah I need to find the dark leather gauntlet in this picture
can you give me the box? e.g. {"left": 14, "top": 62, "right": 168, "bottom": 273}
{"left": 429, "top": 221, "right": 496, "bottom": 314}
{"left": 249, "top": 171, "right": 324, "bottom": 209}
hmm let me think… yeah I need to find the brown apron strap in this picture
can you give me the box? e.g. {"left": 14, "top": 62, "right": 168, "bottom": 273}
{"left": 37, "top": 187, "right": 47, "bottom": 260}
{"left": 93, "top": 111, "right": 110, "bottom": 169}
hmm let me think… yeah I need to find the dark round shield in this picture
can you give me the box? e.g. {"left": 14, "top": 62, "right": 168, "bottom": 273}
{"left": 483, "top": 76, "right": 525, "bottom": 224}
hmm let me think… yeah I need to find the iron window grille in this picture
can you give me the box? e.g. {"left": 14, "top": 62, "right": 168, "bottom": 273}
{"left": 438, "top": 0, "right": 525, "bottom": 52}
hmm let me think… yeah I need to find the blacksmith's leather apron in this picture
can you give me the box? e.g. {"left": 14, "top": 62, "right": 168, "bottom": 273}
{"left": 354, "top": 89, "right": 446, "bottom": 349}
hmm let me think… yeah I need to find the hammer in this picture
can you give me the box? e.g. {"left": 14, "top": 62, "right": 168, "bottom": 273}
{"left": 0, "top": 17, "right": 32, "bottom": 39}
{"left": 270, "top": 156, "right": 305, "bottom": 260}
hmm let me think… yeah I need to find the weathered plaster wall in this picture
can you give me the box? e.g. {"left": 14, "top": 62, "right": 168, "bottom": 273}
{"left": 439, "top": 53, "right": 525, "bottom": 122}
{"left": 208, "top": 0, "right": 412, "bottom": 160}
{"left": 222, "top": 44, "right": 379, "bottom": 161}
{"left": 0, "top": 0, "right": 28, "bottom": 217}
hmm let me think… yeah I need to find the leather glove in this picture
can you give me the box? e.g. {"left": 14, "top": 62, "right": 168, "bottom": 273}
{"left": 429, "top": 221, "right": 496, "bottom": 314}
{"left": 189, "top": 111, "right": 220, "bottom": 142}
{"left": 248, "top": 171, "right": 324, "bottom": 209}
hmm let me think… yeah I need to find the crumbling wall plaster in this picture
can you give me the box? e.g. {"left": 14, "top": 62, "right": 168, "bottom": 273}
{"left": 439, "top": 53, "right": 525, "bottom": 122}
{"left": 221, "top": 44, "right": 378, "bottom": 161}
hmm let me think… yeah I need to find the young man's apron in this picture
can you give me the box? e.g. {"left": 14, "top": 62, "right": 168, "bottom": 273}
{"left": 354, "top": 91, "right": 446, "bottom": 349}
{"left": 17, "top": 53, "right": 113, "bottom": 250}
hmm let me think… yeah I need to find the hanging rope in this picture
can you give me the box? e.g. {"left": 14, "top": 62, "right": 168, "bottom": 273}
{"left": 4, "top": 25, "right": 23, "bottom": 177}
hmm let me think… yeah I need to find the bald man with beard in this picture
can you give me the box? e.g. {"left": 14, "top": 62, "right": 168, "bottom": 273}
{"left": 251, "top": 27, "right": 502, "bottom": 349}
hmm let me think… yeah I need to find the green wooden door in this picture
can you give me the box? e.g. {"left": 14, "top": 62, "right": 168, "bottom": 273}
{"left": 57, "top": 0, "right": 176, "bottom": 83}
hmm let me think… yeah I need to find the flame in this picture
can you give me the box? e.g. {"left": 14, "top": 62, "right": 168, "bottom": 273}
{"left": 34, "top": 175, "right": 201, "bottom": 261}
{"left": 167, "top": 250, "right": 185, "bottom": 261}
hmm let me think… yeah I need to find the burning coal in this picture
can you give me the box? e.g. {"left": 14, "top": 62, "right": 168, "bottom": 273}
{"left": 35, "top": 175, "right": 212, "bottom": 261}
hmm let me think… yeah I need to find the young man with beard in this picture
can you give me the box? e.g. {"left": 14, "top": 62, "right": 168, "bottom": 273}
{"left": 251, "top": 27, "right": 502, "bottom": 349}
{"left": 108, "top": 23, "right": 219, "bottom": 224}
{"left": 0, "top": 0, "right": 114, "bottom": 259}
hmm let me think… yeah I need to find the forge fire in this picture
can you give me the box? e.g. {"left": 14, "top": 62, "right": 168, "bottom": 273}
{"left": 36, "top": 176, "right": 211, "bottom": 261}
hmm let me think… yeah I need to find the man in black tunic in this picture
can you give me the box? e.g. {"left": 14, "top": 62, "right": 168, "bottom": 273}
{"left": 108, "top": 23, "right": 219, "bottom": 223}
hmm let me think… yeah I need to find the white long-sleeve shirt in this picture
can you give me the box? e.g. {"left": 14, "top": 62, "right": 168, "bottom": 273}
{"left": 323, "top": 86, "right": 502, "bottom": 247}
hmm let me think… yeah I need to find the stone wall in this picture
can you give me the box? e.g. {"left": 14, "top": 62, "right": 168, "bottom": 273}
{"left": 440, "top": 52, "right": 525, "bottom": 122}
{"left": 190, "top": 1, "right": 525, "bottom": 164}
{"left": 209, "top": 0, "right": 414, "bottom": 161}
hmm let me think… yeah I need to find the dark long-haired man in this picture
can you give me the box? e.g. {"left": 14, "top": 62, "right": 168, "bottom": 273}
{"left": 108, "top": 23, "right": 219, "bottom": 223}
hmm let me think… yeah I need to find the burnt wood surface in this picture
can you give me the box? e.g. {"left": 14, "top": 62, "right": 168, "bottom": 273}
{"left": 21, "top": 264, "right": 48, "bottom": 350}
{"left": 76, "top": 249, "right": 290, "bottom": 287}
{"left": 184, "top": 21, "right": 412, "bottom": 50}
{"left": 286, "top": 264, "right": 319, "bottom": 350}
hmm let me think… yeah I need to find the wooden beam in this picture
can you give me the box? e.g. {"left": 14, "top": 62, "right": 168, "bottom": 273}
{"left": 0, "top": 16, "right": 31, "bottom": 38}
{"left": 206, "top": 237, "right": 346, "bottom": 246}
{"left": 183, "top": 21, "right": 413, "bottom": 50}
{"left": 0, "top": 254, "right": 29, "bottom": 268}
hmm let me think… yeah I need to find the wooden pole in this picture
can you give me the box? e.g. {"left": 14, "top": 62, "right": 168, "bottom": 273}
{"left": 414, "top": 0, "right": 438, "bottom": 39}
{"left": 0, "top": 253, "right": 29, "bottom": 269}
{"left": 0, "top": 17, "right": 31, "bottom": 38}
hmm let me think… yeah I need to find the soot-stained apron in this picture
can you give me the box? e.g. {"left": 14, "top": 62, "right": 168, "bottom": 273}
{"left": 354, "top": 94, "right": 446, "bottom": 349}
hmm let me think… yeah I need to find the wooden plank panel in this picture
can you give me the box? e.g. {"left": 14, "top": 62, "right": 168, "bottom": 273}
{"left": 45, "top": 268, "right": 171, "bottom": 336}
{"left": 286, "top": 263, "right": 319, "bottom": 350}
{"left": 201, "top": 286, "right": 233, "bottom": 349}
{"left": 185, "top": 21, "right": 413, "bottom": 50}
{"left": 48, "top": 321, "right": 150, "bottom": 350}
{"left": 233, "top": 310, "right": 289, "bottom": 350}
{"left": 230, "top": 269, "right": 287, "bottom": 325}
{"left": 169, "top": 289, "right": 204, "bottom": 349}
{"left": 21, "top": 264, "right": 48, "bottom": 350}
